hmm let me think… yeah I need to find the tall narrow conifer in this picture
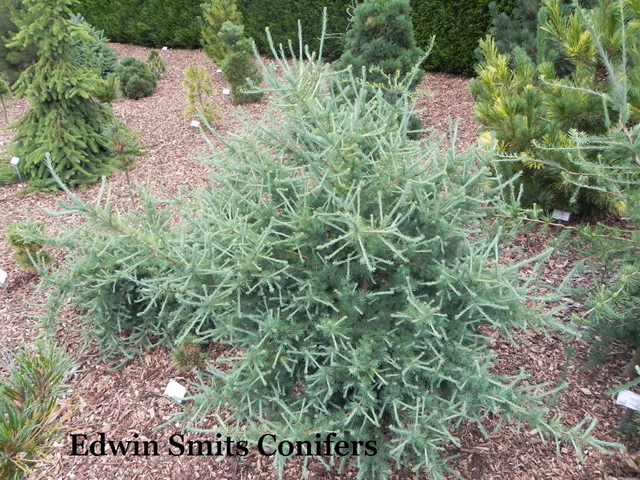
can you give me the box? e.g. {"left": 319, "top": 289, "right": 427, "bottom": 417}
{"left": 8, "top": 0, "right": 117, "bottom": 189}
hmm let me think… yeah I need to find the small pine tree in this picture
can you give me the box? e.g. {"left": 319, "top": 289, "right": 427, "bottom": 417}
{"left": 146, "top": 49, "right": 166, "bottom": 80}
{"left": 117, "top": 56, "right": 157, "bottom": 99}
{"left": 7, "top": 0, "right": 120, "bottom": 190}
{"left": 218, "top": 21, "right": 263, "bottom": 104}
{"left": 471, "top": 0, "right": 639, "bottom": 215}
{"left": 6, "top": 221, "right": 52, "bottom": 272}
{"left": 182, "top": 64, "right": 221, "bottom": 124}
{"left": 538, "top": 0, "right": 640, "bottom": 379}
{"left": 199, "top": 0, "right": 242, "bottom": 66}
{"left": 333, "top": 0, "right": 425, "bottom": 92}
{"left": 0, "top": 341, "right": 74, "bottom": 480}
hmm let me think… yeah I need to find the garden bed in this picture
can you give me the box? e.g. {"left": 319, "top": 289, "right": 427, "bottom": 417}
{"left": 0, "top": 44, "right": 636, "bottom": 480}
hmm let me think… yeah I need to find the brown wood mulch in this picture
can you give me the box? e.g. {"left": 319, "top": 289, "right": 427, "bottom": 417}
{"left": 0, "top": 43, "right": 638, "bottom": 480}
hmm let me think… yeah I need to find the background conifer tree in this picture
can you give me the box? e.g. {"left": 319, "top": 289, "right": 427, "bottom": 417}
{"left": 200, "top": 0, "right": 242, "bottom": 66}
{"left": 218, "top": 21, "right": 263, "bottom": 103}
{"left": 8, "top": 0, "right": 120, "bottom": 189}
{"left": 334, "top": 0, "right": 425, "bottom": 91}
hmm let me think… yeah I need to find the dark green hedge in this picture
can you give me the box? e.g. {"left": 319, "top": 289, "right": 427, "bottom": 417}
{"left": 411, "top": 0, "right": 515, "bottom": 75}
{"left": 236, "top": 0, "right": 351, "bottom": 61}
{"left": 75, "top": 0, "right": 515, "bottom": 73}
{"left": 75, "top": 0, "right": 202, "bottom": 48}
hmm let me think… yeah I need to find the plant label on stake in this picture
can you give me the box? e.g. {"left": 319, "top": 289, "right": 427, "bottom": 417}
{"left": 223, "top": 88, "right": 230, "bottom": 104}
{"left": 10, "top": 157, "right": 22, "bottom": 181}
{"left": 552, "top": 209, "right": 570, "bottom": 234}
{"left": 616, "top": 390, "right": 640, "bottom": 429}
{"left": 164, "top": 379, "right": 187, "bottom": 403}
{"left": 190, "top": 120, "right": 200, "bottom": 129}
{"left": 0, "top": 268, "right": 7, "bottom": 295}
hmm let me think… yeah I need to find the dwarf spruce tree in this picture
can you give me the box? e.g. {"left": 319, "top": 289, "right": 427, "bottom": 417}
{"left": 8, "top": 0, "right": 118, "bottom": 189}
{"left": 42, "top": 18, "right": 616, "bottom": 479}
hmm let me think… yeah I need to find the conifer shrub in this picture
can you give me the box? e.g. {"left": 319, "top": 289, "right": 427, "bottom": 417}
{"left": 171, "top": 336, "right": 207, "bottom": 371}
{"left": 7, "top": 0, "right": 123, "bottom": 190}
{"left": 116, "top": 56, "right": 158, "bottom": 99}
{"left": 69, "top": 13, "right": 118, "bottom": 79}
{"left": 540, "top": 0, "right": 640, "bottom": 380}
{"left": 0, "top": 341, "right": 74, "bottom": 480}
{"left": 200, "top": 0, "right": 242, "bottom": 66}
{"left": 471, "top": 0, "right": 640, "bottom": 215}
{"left": 218, "top": 21, "right": 263, "bottom": 104}
{"left": 334, "top": 0, "right": 425, "bottom": 91}
{"left": 6, "top": 221, "right": 52, "bottom": 272}
{"left": 182, "top": 64, "right": 221, "bottom": 124}
{"left": 146, "top": 49, "right": 166, "bottom": 80}
{"left": 41, "top": 18, "right": 616, "bottom": 478}
{"left": 93, "top": 72, "right": 120, "bottom": 104}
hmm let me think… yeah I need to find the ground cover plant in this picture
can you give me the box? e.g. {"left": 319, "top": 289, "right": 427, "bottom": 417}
{"left": 37, "top": 18, "right": 620, "bottom": 479}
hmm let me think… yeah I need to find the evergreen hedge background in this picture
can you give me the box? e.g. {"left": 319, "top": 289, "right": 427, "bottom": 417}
{"left": 74, "top": 0, "right": 516, "bottom": 72}
{"left": 411, "top": 0, "right": 515, "bottom": 75}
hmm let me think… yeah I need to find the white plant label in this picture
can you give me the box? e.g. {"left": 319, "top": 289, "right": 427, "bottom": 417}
{"left": 162, "top": 46, "right": 168, "bottom": 51}
{"left": 222, "top": 88, "right": 230, "bottom": 95}
{"left": 164, "top": 379, "right": 187, "bottom": 403}
{"left": 0, "top": 269, "right": 6, "bottom": 284}
{"left": 217, "top": 69, "right": 222, "bottom": 74}
{"left": 617, "top": 390, "right": 640, "bottom": 411}
{"left": 10, "top": 157, "right": 19, "bottom": 165}
{"left": 552, "top": 209, "right": 570, "bottom": 222}
{"left": 190, "top": 120, "right": 200, "bottom": 128}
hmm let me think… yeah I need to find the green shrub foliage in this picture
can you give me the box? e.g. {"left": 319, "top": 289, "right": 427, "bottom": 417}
{"left": 7, "top": 0, "right": 120, "bottom": 190}
{"left": 182, "top": 64, "right": 221, "bottom": 124}
{"left": 0, "top": 341, "right": 74, "bottom": 480}
{"left": 200, "top": 0, "right": 242, "bottom": 66}
{"left": 146, "top": 49, "right": 166, "bottom": 79}
{"left": 73, "top": 0, "right": 512, "bottom": 73}
{"left": 535, "top": 0, "right": 640, "bottom": 377}
{"left": 42, "top": 21, "right": 615, "bottom": 478}
{"left": 219, "top": 21, "right": 263, "bottom": 104}
{"left": 116, "top": 56, "right": 158, "bottom": 99}
{"left": 0, "top": 73, "right": 10, "bottom": 123}
{"left": 69, "top": 13, "right": 118, "bottom": 79}
{"left": 93, "top": 72, "right": 120, "bottom": 104}
{"left": 471, "top": 0, "right": 640, "bottom": 215}
{"left": 334, "top": 0, "right": 425, "bottom": 91}
{"left": 6, "top": 221, "right": 52, "bottom": 272}
{"left": 0, "top": 0, "right": 37, "bottom": 85}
